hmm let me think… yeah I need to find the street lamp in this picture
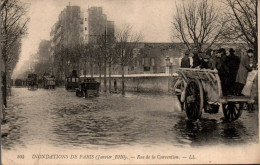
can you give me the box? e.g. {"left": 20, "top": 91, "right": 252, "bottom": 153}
{"left": 165, "top": 56, "right": 170, "bottom": 75}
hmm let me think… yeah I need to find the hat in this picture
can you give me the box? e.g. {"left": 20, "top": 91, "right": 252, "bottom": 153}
{"left": 247, "top": 49, "right": 253, "bottom": 53}
{"left": 201, "top": 53, "right": 210, "bottom": 59}
{"left": 229, "top": 48, "right": 235, "bottom": 54}
{"left": 219, "top": 48, "right": 226, "bottom": 55}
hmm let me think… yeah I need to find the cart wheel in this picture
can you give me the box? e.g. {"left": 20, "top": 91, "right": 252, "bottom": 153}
{"left": 222, "top": 102, "right": 242, "bottom": 122}
{"left": 173, "top": 77, "right": 185, "bottom": 95}
{"left": 184, "top": 79, "right": 203, "bottom": 121}
{"left": 173, "top": 77, "right": 186, "bottom": 111}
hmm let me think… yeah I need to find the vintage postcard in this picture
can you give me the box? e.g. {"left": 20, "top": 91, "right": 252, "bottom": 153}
{"left": 1, "top": 0, "right": 259, "bottom": 164}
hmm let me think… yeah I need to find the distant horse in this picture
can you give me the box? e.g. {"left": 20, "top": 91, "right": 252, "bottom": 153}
{"left": 27, "top": 79, "right": 38, "bottom": 90}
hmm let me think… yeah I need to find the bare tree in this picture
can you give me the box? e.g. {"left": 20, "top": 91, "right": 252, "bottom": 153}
{"left": 107, "top": 42, "right": 117, "bottom": 93}
{"left": 96, "top": 34, "right": 109, "bottom": 92}
{"left": 222, "top": 0, "right": 257, "bottom": 58}
{"left": 172, "top": 0, "right": 225, "bottom": 52}
{"left": 1, "top": 0, "right": 29, "bottom": 108}
{"left": 1, "top": 0, "right": 8, "bottom": 10}
{"left": 114, "top": 25, "right": 142, "bottom": 95}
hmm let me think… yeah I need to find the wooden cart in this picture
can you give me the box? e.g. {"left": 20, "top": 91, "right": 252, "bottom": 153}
{"left": 76, "top": 78, "right": 100, "bottom": 98}
{"left": 65, "top": 70, "right": 80, "bottom": 90}
{"left": 43, "top": 76, "right": 56, "bottom": 89}
{"left": 172, "top": 68, "right": 256, "bottom": 122}
{"left": 27, "top": 74, "right": 38, "bottom": 90}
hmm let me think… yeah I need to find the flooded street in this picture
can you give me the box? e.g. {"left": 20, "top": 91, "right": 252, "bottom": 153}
{"left": 2, "top": 87, "right": 259, "bottom": 151}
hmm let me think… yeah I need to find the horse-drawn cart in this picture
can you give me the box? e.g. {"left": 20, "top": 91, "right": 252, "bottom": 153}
{"left": 27, "top": 73, "right": 38, "bottom": 90}
{"left": 172, "top": 68, "right": 256, "bottom": 122}
{"left": 65, "top": 70, "right": 80, "bottom": 90}
{"left": 76, "top": 78, "right": 100, "bottom": 98}
{"left": 43, "top": 74, "right": 56, "bottom": 89}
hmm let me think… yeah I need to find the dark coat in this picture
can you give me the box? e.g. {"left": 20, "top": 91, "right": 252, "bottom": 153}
{"left": 226, "top": 54, "right": 240, "bottom": 82}
{"left": 200, "top": 60, "right": 209, "bottom": 69}
{"left": 236, "top": 55, "right": 252, "bottom": 84}
{"left": 215, "top": 57, "right": 228, "bottom": 76}
{"left": 208, "top": 56, "right": 217, "bottom": 70}
{"left": 192, "top": 54, "right": 201, "bottom": 68}
{"left": 181, "top": 57, "right": 190, "bottom": 68}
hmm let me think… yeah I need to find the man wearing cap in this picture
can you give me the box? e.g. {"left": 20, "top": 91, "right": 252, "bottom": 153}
{"left": 225, "top": 48, "right": 240, "bottom": 95}
{"left": 215, "top": 49, "right": 229, "bottom": 95}
{"left": 235, "top": 49, "right": 254, "bottom": 95}
{"left": 200, "top": 53, "right": 210, "bottom": 69}
{"left": 192, "top": 50, "right": 202, "bottom": 68}
{"left": 181, "top": 51, "right": 191, "bottom": 68}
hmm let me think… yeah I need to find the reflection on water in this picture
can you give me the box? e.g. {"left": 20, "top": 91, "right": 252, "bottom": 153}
{"left": 173, "top": 116, "right": 258, "bottom": 146}
{"left": 1, "top": 88, "right": 258, "bottom": 150}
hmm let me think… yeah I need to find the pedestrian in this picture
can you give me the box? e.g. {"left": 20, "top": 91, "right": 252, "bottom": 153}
{"left": 225, "top": 48, "right": 240, "bottom": 95}
{"left": 208, "top": 50, "right": 217, "bottom": 70}
{"left": 215, "top": 49, "right": 229, "bottom": 96}
{"left": 235, "top": 49, "right": 254, "bottom": 95}
{"left": 114, "top": 79, "right": 117, "bottom": 93}
{"left": 200, "top": 53, "right": 210, "bottom": 69}
{"left": 181, "top": 51, "right": 191, "bottom": 68}
{"left": 192, "top": 50, "right": 201, "bottom": 68}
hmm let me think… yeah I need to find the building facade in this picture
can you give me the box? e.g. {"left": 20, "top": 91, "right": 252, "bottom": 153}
{"left": 50, "top": 6, "right": 115, "bottom": 80}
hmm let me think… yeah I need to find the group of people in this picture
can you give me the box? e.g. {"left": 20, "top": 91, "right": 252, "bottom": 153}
{"left": 181, "top": 48, "right": 256, "bottom": 96}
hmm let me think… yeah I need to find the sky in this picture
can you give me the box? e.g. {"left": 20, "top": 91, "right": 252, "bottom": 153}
{"left": 12, "top": 0, "right": 178, "bottom": 77}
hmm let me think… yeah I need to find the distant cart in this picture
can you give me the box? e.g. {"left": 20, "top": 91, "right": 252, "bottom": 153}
{"left": 172, "top": 68, "right": 255, "bottom": 122}
{"left": 65, "top": 70, "right": 80, "bottom": 90}
{"left": 43, "top": 74, "right": 56, "bottom": 89}
{"left": 76, "top": 78, "right": 100, "bottom": 97}
{"left": 14, "top": 79, "right": 23, "bottom": 87}
{"left": 27, "top": 74, "right": 38, "bottom": 90}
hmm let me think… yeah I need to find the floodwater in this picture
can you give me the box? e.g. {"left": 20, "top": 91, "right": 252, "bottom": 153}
{"left": 1, "top": 88, "right": 259, "bottom": 151}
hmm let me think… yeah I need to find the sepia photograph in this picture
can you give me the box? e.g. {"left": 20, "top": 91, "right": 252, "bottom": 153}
{"left": 1, "top": 0, "right": 259, "bottom": 164}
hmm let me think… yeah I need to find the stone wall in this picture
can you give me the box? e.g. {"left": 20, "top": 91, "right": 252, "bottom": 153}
{"left": 80, "top": 74, "right": 176, "bottom": 93}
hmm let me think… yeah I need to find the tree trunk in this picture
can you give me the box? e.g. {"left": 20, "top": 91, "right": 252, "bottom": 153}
{"left": 99, "top": 64, "right": 102, "bottom": 92}
{"left": 3, "top": 71, "right": 7, "bottom": 107}
{"left": 121, "top": 65, "right": 125, "bottom": 95}
{"left": 84, "top": 60, "right": 87, "bottom": 77}
{"left": 104, "top": 55, "right": 107, "bottom": 93}
{"left": 90, "top": 62, "right": 94, "bottom": 78}
{"left": 254, "top": 41, "right": 258, "bottom": 67}
{"left": 109, "top": 61, "right": 111, "bottom": 93}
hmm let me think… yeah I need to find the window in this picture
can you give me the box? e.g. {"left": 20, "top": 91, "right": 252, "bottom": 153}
{"left": 85, "top": 18, "right": 87, "bottom": 21}
{"left": 134, "top": 58, "right": 137, "bottom": 66}
{"left": 144, "top": 67, "right": 150, "bottom": 71}
{"left": 151, "top": 58, "right": 155, "bottom": 66}
{"left": 85, "top": 27, "right": 87, "bottom": 31}
{"left": 142, "top": 58, "right": 145, "bottom": 65}
{"left": 144, "top": 58, "right": 149, "bottom": 66}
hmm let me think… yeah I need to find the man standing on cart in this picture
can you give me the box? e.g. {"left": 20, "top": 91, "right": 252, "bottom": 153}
{"left": 214, "top": 49, "right": 229, "bottom": 95}
{"left": 181, "top": 51, "right": 191, "bottom": 68}
{"left": 226, "top": 48, "right": 240, "bottom": 95}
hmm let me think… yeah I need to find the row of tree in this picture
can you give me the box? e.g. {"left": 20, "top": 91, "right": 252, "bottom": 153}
{"left": 172, "top": 0, "right": 257, "bottom": 58}
{"left": 52, "top": 25, "right": 142, "bottom": 95}
{"left": 1, "top": 0, "right": 29, "bottom": 109}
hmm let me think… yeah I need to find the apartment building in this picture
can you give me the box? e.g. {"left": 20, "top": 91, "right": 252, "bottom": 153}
{"left": 50, "top": 5, "right": 115, "bottom": 78}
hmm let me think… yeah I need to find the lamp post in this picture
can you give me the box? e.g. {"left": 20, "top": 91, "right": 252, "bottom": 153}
{"left": 169, "top": 62, "right": 173, "bottom": 76}
{"left": 165, "top": 56, "right": 170, "bottom": 75}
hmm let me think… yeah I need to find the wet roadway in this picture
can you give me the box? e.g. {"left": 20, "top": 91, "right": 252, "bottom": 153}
{"left": 1, "top": 88, "right": 259, "bottom": 150}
